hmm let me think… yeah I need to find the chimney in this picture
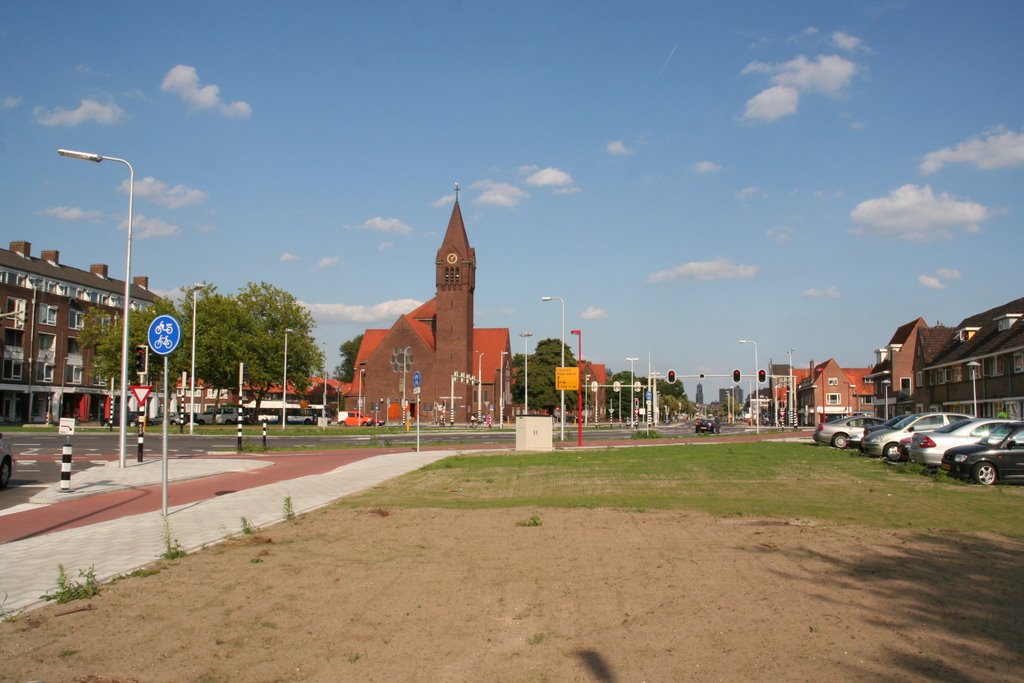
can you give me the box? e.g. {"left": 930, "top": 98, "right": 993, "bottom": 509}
{"left": 90, "top": 264, "right": 109, "bottom": 279}
{"left": 42, "top": 250, "right": 60, "bottom": 265}
{"left": 132, "top": 275, "right": 149, "bottom": 290}
{"left": 10, "top": 241, "right": 31, "bottom": 258}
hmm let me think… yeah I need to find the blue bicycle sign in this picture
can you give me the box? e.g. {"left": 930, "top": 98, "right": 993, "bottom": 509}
{"left": 148, "top": 314, "right": 182, "bottom": 356}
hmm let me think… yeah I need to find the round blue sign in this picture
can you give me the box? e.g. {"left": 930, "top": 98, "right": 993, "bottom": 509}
{"left": 148, "top": 314, "right": 182, "bottom": 356}
{"left": 413, "top": 371, "right": 422, "bottom": 388}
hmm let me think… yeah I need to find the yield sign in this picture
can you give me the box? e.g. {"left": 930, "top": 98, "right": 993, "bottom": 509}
{"left": 130, "top": 385, "right": 153, "bottom": 406}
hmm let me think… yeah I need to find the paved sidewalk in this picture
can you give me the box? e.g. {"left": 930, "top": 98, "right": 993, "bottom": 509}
{"left": 0, "top": 450, "right": 453, "bottom": 615}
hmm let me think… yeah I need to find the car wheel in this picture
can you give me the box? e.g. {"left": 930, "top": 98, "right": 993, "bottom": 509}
{"left": 831, "top": 433, "right": 849, "bottom": 449}
{"left": 0, "top": 457, "right": 10, "bottom": 489}
{"left": 972, "top": 461, "right": 997, "bottom": 486}
{"left": 883, "top": 443, "right": 900, "bottom": 460}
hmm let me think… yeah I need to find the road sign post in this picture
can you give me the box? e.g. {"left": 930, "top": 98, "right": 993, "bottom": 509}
{"left": 148, "top": 314, "right": 182, "bottom": 517}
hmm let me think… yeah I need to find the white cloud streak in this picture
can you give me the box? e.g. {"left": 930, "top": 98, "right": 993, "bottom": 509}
{"left": 33, "top": 99, "right": 127, "bottom": 126}
{"left": 304, "top": 299, "right": 424, "bottom": 323}
{"left": 802, "top": 286, "right": 842, "bottom": 298}
{"left": 358, "top": 217, "right": 412, "bottom": 234}
{"left": 581, "top": 306, "right": 608, "bottom": 320}
{"left": 471, "top": 180, "right": 529, "bottom": 207}
{"left": 39, "top": 206, "right": 102, "bottom": 222}
{"left": 160, "top": 65, "right": 252, "bottom": 119}
{"left": 124, "top": 176, "right": 207, "bottom": 208}
{"left": 919, "top": 128, "right": 1024, "bottom": 174}
{"left": 647, "top": 258, "right": 758, "bottom": 283}
{"left": 741, "top": 54, "right": 857, "bottom": 122}
{"left": 693, "top": 160, "right": 723, "bottom": 174}
{"left": 606, "top": 140, "right": 633, "bottom": 155}
{"left": 850, "top": 184, "right": 989, "bottom": 240}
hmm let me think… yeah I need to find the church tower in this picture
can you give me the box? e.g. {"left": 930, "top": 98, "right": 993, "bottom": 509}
{"left": 435, "top": 196, "right": 476, "bottom": 378}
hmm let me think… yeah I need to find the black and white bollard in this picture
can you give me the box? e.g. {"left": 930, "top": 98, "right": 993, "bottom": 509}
{"left": 137, "top": 419, "right": 145, "bottom": 463}
{"left": 262, "top": 418, "right": 268, "bottom": 450}
{"left": 236, "top": 409, "right": 243, "bottom": 453}
{"left": 60, "top": 441, "right": 73, "bottom": 492}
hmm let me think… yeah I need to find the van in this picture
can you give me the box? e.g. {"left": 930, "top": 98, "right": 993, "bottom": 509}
{"left": 200, "top": 405, "right": 240, "bottom": 425}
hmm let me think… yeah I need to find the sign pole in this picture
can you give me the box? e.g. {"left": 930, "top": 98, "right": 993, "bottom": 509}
{"left": 162, "top": 354, "right": 169, "bottom": 517}
{"left": 147, "top": 313, "right": 182, "bottom": 519}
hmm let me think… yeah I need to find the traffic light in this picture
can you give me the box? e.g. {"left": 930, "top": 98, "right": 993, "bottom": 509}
{"left": 758, "top": 368, "right": 767, "bottom": 383}
{"left": 134, "top": 345, "right": 148, "bottom": 375}
{"left": 732, "top": 369, "right": 741, "bottom": 384}
{"left": 667, "top": 369, "right": 676, "bottom": 384}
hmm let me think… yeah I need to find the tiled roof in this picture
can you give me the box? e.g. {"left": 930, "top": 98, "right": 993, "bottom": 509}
{"left": 473, "top": 328, "right": 510, "bottom": 384}
{"left": 929, "top": 297, "right": 1024, "bottom": 366}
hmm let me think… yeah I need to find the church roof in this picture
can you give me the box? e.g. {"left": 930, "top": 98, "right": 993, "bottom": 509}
{"left": 436, "top": 200, "right": 476, "bottom": 263}
{"left": 473, "top": 328, "right": 511, "bottom": 384}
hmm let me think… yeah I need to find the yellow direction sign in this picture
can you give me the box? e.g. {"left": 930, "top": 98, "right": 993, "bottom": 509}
{"left": 555, "top": 367, "right": 579, "bottom": 391}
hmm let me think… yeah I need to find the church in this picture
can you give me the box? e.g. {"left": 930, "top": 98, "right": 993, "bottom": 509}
{"left": 353, "top": 198, "right": 511, "bottom": 425}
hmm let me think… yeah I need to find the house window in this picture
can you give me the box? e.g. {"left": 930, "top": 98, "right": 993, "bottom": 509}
{"left": 826, "top": 393, "right": 841, "bottom": 405}
{"left": 5, "top": 297, "right": 26, "bottom": 329}
{"left": 952, "top": 366, "right": 963, "bottom": 382}
{"left": 1014, "top": 352, "right": 1024, "bottom": 373}
{"left": 916, "top": 371, "right": 924, "bottom": 387}
{"left": 65, "top": 365, "right": 83, "bottom": 385}
{"left": 2, "top": 359, "right": 22, "bottom": 381}
{"left": 4, "top": 328, "right": 22, "bottom": 347}
{"left": 38, "top": 303, "right": 58, "bottom": 326}
{"left": 35, "top": 361, "right": 54, "bottom": 383}
{"left": 985, "top": 356, "right": 1004, "bottom": 376}
{"left": 900, "top": 377, "right": 912, "bottom": 396}
{"left": 827, "top": 377, "right": 838, "bottom": 386}
{"left": 69, "top": 308, "right": 85, "bottom": 329}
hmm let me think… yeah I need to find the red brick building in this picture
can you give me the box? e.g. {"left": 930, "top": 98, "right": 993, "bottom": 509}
{"left": 354, "top": 200, "right": 511, "bottom": 425}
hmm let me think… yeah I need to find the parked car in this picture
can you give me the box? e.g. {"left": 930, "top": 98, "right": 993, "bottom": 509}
{"left": 862, "top": 415, "right": 903, "bottom": 438}
{"left": 907, "top": 418, "right": 1013, "bottom": 467}
{"left": 694, "top": 417, "right": 719, "bottom": 434}
{"left": 338, "top": 411, "right": 374, "bottom": 427}
{"left": 860, "top": 412, "right": 972, "bottom": 459}
{"left": 0, "top": 432, "right": 12, "bottom": 489}
{"left": 814, "top": 415, "right": 886, "bottom": 449}
{"left": 942, "top": 422, "right": 1024, "bottom": 485}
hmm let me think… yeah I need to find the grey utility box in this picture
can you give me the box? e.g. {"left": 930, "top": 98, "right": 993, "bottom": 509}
{"left": 516, "top": 416, "right": 553, "bottom": 451}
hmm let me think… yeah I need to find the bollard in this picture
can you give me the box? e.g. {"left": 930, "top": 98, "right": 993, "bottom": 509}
{"left": 137, "top": 420, "right": 144, "bottom": 463}
{"left": 262, "top": 418, "right": 268, "bottom": 450}
{"left": 236, "top": 410, "right": 243, "bottom": 453}
{"left": 60, "top": 441, "right": 73, "bottom": 492}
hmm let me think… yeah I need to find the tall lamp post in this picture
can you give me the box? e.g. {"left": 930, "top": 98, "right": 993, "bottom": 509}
{"left": 519, "top": 332, "right": 533, "bottom": 416}
{"left": 626, "top": 356, "right": 639, "bottom": 428}
{"left": 281, "top": 328, "right": 293, "bottom": 430}
{"left": 542, "top": 296, "right": 565, "bottom": 440}
{"left": 882, "top": 379, "right": 891, "bottom": 420}
{"left": 476, "top": 351, "right": 484, "bottom": 422}
{"left": 738, "top": 339, "right": 759, "bottom": 434}
{"left": 499, "top": 350, "right": 509, "bottom": 426}
{"left": 967, "top": 360, "right": 981, "bottom": 416}
{"left": 570, "top": 329, "right": 583, "bottom": 446}
{"left": 58, "top": 148, "right": 134, "bottom": 469}
{"left": 188, "top": 283, "right": 206, "bottom": 434}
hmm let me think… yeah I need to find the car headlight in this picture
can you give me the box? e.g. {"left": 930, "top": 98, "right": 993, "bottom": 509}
{"left": 954, "top": 453, "right": 968, "bottom": 463}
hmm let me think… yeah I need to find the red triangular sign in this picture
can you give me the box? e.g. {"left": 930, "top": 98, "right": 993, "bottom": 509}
{"left": 130, "top": 385, "right": 153, "bottom": 405}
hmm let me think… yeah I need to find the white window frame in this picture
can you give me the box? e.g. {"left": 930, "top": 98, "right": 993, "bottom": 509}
{"left": 826, "top": 392, "right": 841, "bottom": 405}
{"left": 38, "top": 303, "right": 58, "bottom": 326}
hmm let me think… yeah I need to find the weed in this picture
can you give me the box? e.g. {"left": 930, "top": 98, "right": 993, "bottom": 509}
{"left": 162, "top": 517, "right": 186, "bottom": 560}
{"left": 0, "top": 592, "right": 14, "bottom": 623}
{"left": 250, "top": 558, "right": 263, "bottom": 564}
{"left": 516, "top": 514, "right": 543, "bottom": 527}
{"left": 347, "top": 651, "right": 363, "bottom": 663}
{"left": 40, "top": 564, "right": 100, "bottom": 604}
{"left": 632, "top": 430, "right": 661, "bottom": 439}
{"left": 240, "top": 517, "right": 256, "bottom": 535}
{"left": 59, "top": 649, "right": 78, "bottom": 658}
{"left": 527, "top": 632, "right": 547, "bottom": 645}
{"left": 126, "top": 568, "right": 160, "bottom": 579}
{"left": 283, "top": 496, "right": 295, "bottom": 521}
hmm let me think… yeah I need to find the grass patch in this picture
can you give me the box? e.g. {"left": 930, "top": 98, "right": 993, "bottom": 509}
{"left": 335, "top": 442, "right": 1024, "bottom": 536}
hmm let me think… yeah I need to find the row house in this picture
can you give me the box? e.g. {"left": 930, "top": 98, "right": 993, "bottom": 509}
{"left": 0, "top": 240, "right": 156, "bottom": 424}
{"left": 864, "top": 318, "right": 927, "bottom": 419}
{"left": 796, "top": 359, "right": 875, "bottom": 425}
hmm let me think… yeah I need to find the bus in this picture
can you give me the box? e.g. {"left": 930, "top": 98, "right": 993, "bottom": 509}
{"left": 243, "top": 401, "right": 327, "bottom": 425}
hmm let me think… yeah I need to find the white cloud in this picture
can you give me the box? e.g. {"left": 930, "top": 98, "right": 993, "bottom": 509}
{"left": 359, "top": 216, "right": 412, "bottom": 234}
{"left": 524, "top": 167, "right": 574, "bottom": 187}
{"left": 160, "top": 65, "right": 252, "bottom": 119}
{"left": 832, "top": 31, "right": 864, "bottom": 51}
{"left": 741, "top": 54, "right": 857, "bottom": 122}
{"left": 280, "top": 252, "right": 300, "bottom": 262}
{"left": 33, "top": 99, "right": 127, "bottom": 126}
{"left": 734, "top": 186, "right": 764, "bottom": 200}
{"left": 470, "top": 180, "right": 529, "bottom": 207}
{"left": 127, "top": 214, "right": 180, "bottom": 239}
{"left": 850, "top": 184, "right": 989, "bottom": 240}
{"left": 918, "top": 275, "right": 945, "bottom": 289}
{"left": 377, "top": 242, "right": 395, "bottom": 252}
{"left": 124, "top": 176, "right": 206, "bottom": 209}
{"left": 693, "top": 160, "right": 723, "bottom": 174}
{"left": 742, "top": 85, "right": 800, "bottom": 121}
{"left": 606, "top": 140, "right": 633, "bottom": 155}
{"left": 315, "top": 256, "right": 339, "bottom": 270}
{"left": 581, "top": 306, "right": 608, "bottom": 320}
{"left": 919, "top": 128, "right": 1024, "bottom": 174}
{"left": 765, "top": 226, "right": 792, "bottom": 243}
{"left": 802, "top": 286, "right": 841, "bottom": 298}
{"left": 935, "top": 268, "right": 961, "bottom": 280}
{"left": 304, "top": 299, "right": 423, "bottom": 323}
{"left": 647, "top": 258, "right": 758, "bottom": 283}
{"left": 1, "top": 96, "right": 21, "bottom": 109}
{"left": 39, "top": 206, "right": 102, "bottom": 222}
{"left": 431, "top": 193, "right": 456, "bottom": 208}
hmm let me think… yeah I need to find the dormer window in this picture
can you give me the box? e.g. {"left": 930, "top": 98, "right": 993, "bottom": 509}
{"left": 996, "top": 314, "right": 1021, "bottom": 332}
{"left": 958, "top": 327, "right": 980, "bottom": 342}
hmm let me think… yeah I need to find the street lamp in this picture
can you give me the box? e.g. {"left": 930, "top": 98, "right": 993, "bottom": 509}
{"left": 626, "top": 356, "right": 639, "bottom": 428}
{"left": 882, "top": 379, "right": 891, "bottom": 420}
{"left": 542, "top": 295, "right": 565, "bottom": 440}
{"left": 499, "top": 350, "right": 509, "bottom": 426}
{"left": 519, "top": 332, "right": 533, "bottom": 416}
{"left": 59, "top": 148, "right": 134, "bottom": 468}
{"left": 188, "top": 283, "right": 206, "bottom": 435}
{"left": 967, "top": 361, "right": 981, "bottom": 416}
{"left": 570, "top": 329, "right": 582, "bottom": 446}
{"left": 739, "top": 339, "right": 759, "bottom": 434}
{"left": 281, "top": 328, "right": 293, "bottom": 430}
{"left": 358, "top": 363, "right": 365, "bottom": 417}
{"left": 477, "top": 351, "right": 484, "bottom": 422}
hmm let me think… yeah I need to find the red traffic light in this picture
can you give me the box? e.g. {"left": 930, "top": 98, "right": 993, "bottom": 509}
{"left": 667, "top": 369, "right": 676, "bottom": 383}
{"left": 134, "top": 345, "right": 148, "bottom": 375}
{"left": 732, "top": 369, "right": 741, "bottom": 383}
{"left": 757, "top": 368, "right": 767, "bottom": 383}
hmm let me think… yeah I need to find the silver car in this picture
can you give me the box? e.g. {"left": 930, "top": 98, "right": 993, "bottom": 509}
{"left": 860, "top": 412, "right": 973, "bottom": 459}
{"left": 907, "top": 418, "right": 1013, "bottom": 467}
{"left": 813, "top": 415, "right": 886, "bottom": 449}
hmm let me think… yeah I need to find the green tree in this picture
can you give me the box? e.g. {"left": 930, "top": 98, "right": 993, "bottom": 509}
{"left": 511, "top": 337, "right": 576, "bottom": 416}
{"left": 334, "top": 334, "right": 363, "bottom": 382}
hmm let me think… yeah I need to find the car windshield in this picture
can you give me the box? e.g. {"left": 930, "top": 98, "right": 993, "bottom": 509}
{"left": 936, "top": 419, "right": 973, "bottom": 434}
{"left": 890, "top": 414, "right": 920, "bottom": 429}
{"left": 980, "top": 423, "right": 1015, "bottom": 446}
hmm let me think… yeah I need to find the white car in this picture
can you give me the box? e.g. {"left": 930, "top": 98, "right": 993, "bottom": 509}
{"left": 860, "top": 412, "right": 972, "bottom": 459}
{"left": 907, "top": 418, "right": 1013, "bottom": 467}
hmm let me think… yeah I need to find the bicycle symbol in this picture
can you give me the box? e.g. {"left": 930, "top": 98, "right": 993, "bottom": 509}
{"left": 154, "top": 335, "right": 173, "bottom": 350}
{"left": 154, "top": 320, "right": 175, "bottom": 335}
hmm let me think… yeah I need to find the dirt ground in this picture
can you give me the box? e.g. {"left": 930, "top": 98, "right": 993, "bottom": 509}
{"left": 3, "top": 506, "right": 1023, "bottom": 683}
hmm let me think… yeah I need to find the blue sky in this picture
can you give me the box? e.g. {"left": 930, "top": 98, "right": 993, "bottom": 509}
{"left": 3, "top": 1, "right": 1022, "bottom": 399}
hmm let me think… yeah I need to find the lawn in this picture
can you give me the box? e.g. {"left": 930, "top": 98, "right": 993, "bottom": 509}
{"left": 337, "top": 441, "right": 1024, "bottom": 536}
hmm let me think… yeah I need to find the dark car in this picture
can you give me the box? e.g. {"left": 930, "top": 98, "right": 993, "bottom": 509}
{"left": 0, "top": 432, "right": 12, "bottom": 489}
{"left": 695, "top": 417, "right": 719, "bottom": 434}
{"left": 941, "top": 421, "right": 1024, "bottom": 485}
